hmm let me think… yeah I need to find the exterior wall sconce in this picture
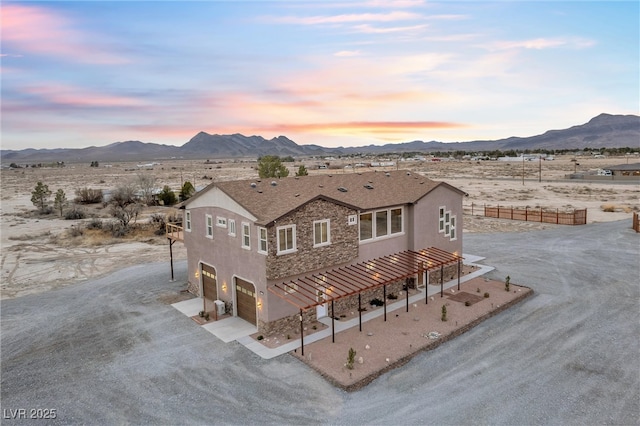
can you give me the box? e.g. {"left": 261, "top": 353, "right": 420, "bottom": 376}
{"left": 195, "top": 271, "right": 200, "bottom": 279}
{"left": 257, "top": 301, "right": 263, "bottom": 309}
{"left": 221, "top": 283, "right": 227, "bottom": 291}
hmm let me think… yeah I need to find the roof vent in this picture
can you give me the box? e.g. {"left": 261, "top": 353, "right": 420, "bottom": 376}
{"left": 338, "top": 187, "right": 348, "bottom": 192}
{"left": 271, "top": 181, "right": 277, "bottom": 186}
{"left": 364, "top": 184, "right": 374, "bottom": 190}
{"left": 250, "top": 182, "right": 257, "bottom": 188}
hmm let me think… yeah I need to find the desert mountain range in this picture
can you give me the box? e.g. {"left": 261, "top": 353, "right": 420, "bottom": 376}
{"left": 2, "top": 113, "right": 638, "bottom": 164}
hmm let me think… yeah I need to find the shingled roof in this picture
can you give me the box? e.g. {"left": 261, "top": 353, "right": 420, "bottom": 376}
{"left": 185, "top": 170, "right": 465, "bottom": 226}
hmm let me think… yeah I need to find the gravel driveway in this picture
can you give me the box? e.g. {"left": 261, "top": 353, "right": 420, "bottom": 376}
{"left": 2, "top": 220, "right": 638, "bottom": 425}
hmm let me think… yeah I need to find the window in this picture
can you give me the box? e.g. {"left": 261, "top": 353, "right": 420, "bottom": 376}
{"left": 216, "top": 217, "right": 227, "bottom": 228}
{"left": 258, "top": 227, "right": 268, "bottom": 254}
{"left": 390, "top": 208, "right": 402, "bottom": 234}
{"left": 277, "top": 225, "right": 296, "bottom": 255}
{"left": 450, "top": 216, "right": 457, "bottom": 241}
{"left": 185, "top": 211, "right": 192, "bottom": 232}
{"left": 359, "top": 212, "right": 373, "bottom": 241}
{"left": 205, "top": 215, "right": 213, "bottom": 238}
{"left": 241, "top": 223, "right": 250, "bottom": 249}
{"left": 228, "top": 219, "right": 236, "bottom": 237}
{"left": 438, "top": 206, "right": 456, "bottom": 241}
{"left": 313, "top": 219, "right": 330, "bottom": 247}
{"left": 359, "top": 207, "right": 403, "bottom": 242}
{"left": 375, "top": 211, "right": 388, "bottom": 237}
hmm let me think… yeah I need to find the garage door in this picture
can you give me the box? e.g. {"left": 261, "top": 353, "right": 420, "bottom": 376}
{"left": 202, "top": 264, "right": 217, "bottom": 314}
{"left": 235, "top": 278, "right": 256, "bottom": 325}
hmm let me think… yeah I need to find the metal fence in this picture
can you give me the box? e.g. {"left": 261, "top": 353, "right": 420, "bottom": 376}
{"left": 465, "top": 203, "right": 587, "bottom": 225}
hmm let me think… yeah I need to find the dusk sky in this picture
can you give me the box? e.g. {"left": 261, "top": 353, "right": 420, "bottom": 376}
{"left": 2, "top": 1, "right": 638, "bottom": 150}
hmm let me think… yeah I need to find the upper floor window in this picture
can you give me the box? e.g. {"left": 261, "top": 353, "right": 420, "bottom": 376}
{"left": 206, "top": 214, "right": 213, "bottom": 239}
{"left": 185, "top": 211, "right": 192, "bottom": 232}
{"left": 359, "top": 207, "right": 403, "bottom": 242}
{"left": 228, "top": 219, "right": 236, "bottom": 237}
{"left": 241, "top": 222, "right": 250, "bottom": 249}
{"left": 439, "top": 206, "right": 456, "bottom": 241}
{"left": 216, "top": 217, "right": 227, "bottom": 228}
{"left": 277, "top": 224, "right": 296, "bottom": 255}
{"left": 313, "top": 219, "right": 330, "bottom": 247}
{"left": 258, "top": 227, "right": 268, "bottom": 254}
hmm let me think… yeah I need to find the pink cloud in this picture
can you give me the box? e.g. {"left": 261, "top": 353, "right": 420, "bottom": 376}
{"left": 485, "top": 37, "right": 596, "bottom": 51}
{"left": 23, "top": 84, "right": 145, "bottom": 108}
{"left": 2, "top": 4, "right": 127, "bottom": 64}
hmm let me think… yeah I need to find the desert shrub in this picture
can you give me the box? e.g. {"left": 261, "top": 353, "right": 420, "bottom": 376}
{"left": 346, "top": 348, "right": 356, "bottom": 370}
{"left": 505, "top": 275, "right": 511, "bottom": 292}
{"left": 387, "top": 293, "right": 398, "bottom": 300}
{"left": 257, "top": 335, "right": 264, "bottom": 341}
{"left": 441, "top": 305, "right": 447, "bottom": 321}
{"left": 369, "top": 298, "right": 384, "bottom": 306}
{"left": 86, "top": 218, "right": 103, "bottom": 230}
{"left": 75, "top": 187, "right": 104, "bottom": 204}
{"left": 68, "top": 224, "right": 84, "bottom": 237}
{"left": 150, "top": 213, "right": 167, "bottom": 235}
{"left": 64, "top": 207, "right": 86, "bottom": 220}
{"left": 103, "top": 221, "right": 128, "bottom": 238}
{"left": 465, "top": 301, "right": 471, "bottom": 307}
{"left": 484, "top": 292, "right": 490, "bottom": 298}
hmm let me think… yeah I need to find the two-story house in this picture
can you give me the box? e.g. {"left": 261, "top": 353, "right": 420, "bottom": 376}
{"left": 178, "top": 170, "right": 465, "bottom": 334}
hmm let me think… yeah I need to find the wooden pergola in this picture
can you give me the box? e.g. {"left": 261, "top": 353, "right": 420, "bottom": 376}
{"left": 268, "top": 247, "right": 463, "bottom": 355}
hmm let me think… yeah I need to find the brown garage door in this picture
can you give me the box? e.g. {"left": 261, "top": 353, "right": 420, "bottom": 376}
{"left": 235, "top": 278, "right": 256, "bottom": 325}
{"left": 202, "top": 264, "right": 217, "bottom": 314}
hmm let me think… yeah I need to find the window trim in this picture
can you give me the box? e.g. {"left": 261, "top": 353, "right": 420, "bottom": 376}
{"left": 258, "top": 227, "right": 268, "bottom": 254}
{"left": 205, "top": 214, "right": 213, "bottom": 239}
{"left": 276, "top": 224, "right": 297, "bottom": 255}
{"left": 228, "top": 219, "right": 236, "bottom": 237}
{"left": 313, "top": 219, "right": 331, "bottom": 248}
{"left": 216, "top": 216, "right": 227, "bottom": 228}
{"left": 241, "top": 222, "right": 250, "bottom": 249}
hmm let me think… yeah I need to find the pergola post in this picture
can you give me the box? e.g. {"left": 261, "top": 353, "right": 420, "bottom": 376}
{"left": 383, "top": 285, "right": 387, "bottom": 321}
{"left": 440, "top": 265, "right": 444, "bottom": 297}
{"left": 300, "top": 309, "right": 304, "bottom": 356}
{"left": 168, "top": 238, "right": 175, "bottom": 281}
{"left": 457, "top": 258, "right": 461, "bottom": 291}
{"left": 405, "top": 279, "right": 409, "bottom": 312}
{"left": 425, "top": 268, "right": 429, "bottom": 304}
{"left": 358, "top": 293, "right": 362, "bottom": 332}
{"left": 331, "top": 300, "right": 335, "bottom": 343}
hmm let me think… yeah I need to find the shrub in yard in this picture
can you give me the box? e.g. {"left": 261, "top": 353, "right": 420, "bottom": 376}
{"left": 346, "top": 347, "right": 356, "bottom": 370}
{"left": 86, "top": 218, "right": 103, "bottom": 230}
{"left": 68, "top": 224, "right": 84, "bottom": 237}
{"left": 441, "top": 305, "right": 447, "bottom": 321}
{"left": 75, "top": 187, "right": 104, "bottom": 204}
{"left": 505, "top": 275, "right": 510, "bottom": 292}
{"left": 64, "top": 206, "right": 87, "bottom": 220}
{"left": 369, "top": 298, "right": 384, "bottom": 306}
{"left": 484, "top": 292, "right": 490, "bottom": 298}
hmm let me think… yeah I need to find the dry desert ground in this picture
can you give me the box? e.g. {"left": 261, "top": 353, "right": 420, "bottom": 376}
{"left": 1, "top": 155, "right": 638, "bottom": 299}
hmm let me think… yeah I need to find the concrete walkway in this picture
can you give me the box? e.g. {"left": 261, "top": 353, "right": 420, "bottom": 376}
{"left": 172, "top": 253, "right": 493, "bottom": 359}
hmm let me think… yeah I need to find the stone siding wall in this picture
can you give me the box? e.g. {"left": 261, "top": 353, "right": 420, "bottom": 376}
{"left": 266, "top": 200, "right": 359, "bottom": 280}
{"left": 427, "top": 264, "right": 459, "bottom": 285}
{"left": 258, "top": 309, "right": 317, "bottom": 336}
{"left": 330, "top": 281, "right": 405, "bottom": 316}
